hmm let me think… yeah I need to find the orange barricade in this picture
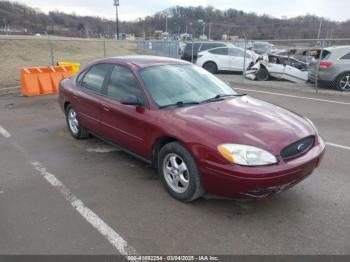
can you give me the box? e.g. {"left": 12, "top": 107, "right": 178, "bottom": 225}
{"left": 20, "top": 66, "right": 74, "bottom": 97}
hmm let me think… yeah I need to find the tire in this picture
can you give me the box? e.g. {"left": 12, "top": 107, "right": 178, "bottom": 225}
{"left": 158, "top": 142, "right": 204, "bottom": 202}
{"left": 203, "top": 62, "right": 218, "bottom": 74}
{"left": 335, "top": 72, "right": 350, "bottom": 91}
{"left": 65, "top": 104, "right": 89, "bottom": 139}
{"left": 256, "top": 67, "right": 269, "bottom": 81}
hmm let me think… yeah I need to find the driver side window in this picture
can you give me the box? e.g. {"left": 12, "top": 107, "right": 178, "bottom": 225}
{"left": 106, "top": 65, "right": 145, "bottom": 104}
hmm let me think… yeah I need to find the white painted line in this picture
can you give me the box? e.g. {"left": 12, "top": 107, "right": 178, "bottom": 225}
{"left": 0, "top": 125, "right": 11, "bottom": 138}
{"left": 235, "top": 88, "right": 350, "bottom": 106}
{"left": 31, "top": 161, "right": 136, "bottom": 256}
{"left": 326, "top": 142, "right": 350, "bottom": 151}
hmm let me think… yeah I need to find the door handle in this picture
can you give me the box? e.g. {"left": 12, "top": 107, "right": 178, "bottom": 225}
{"left": 73, "top": 95, "right": 79, "bottom": 100}
{"left": 103, "top": 106, "right": 110, "bottom": 112}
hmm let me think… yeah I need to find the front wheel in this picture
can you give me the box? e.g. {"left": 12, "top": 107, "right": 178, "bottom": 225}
{"left": 336, "top": 73, "right": 350, "bottom": 91}
{"left": 66, "top": 105, "right": 89, "bottom": 139}
{"left": 158, "top": 142, "right": 203, "bottom": 202}
{"left": 256, "top": 67, "right": 269, "bottom": 81}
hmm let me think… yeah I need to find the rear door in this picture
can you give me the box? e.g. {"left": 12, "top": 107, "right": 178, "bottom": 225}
{"left": 337, "top": 51, "right": 350, "bottom": 72}
{"left": 74, "top": 63, "right": 114, "bottom": 134}
{"left": 208, "top": 47, "right": 229, "bottom": 70}
{"left": 99, "top": 65, "right": 150, "bottom": 157}
{"left": 228, "top": 48, "right": 248, "bottom": 71}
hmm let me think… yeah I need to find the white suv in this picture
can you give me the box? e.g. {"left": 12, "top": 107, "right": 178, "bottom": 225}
{"left": 196, "top": 47, "right": 257, "bottom": 74}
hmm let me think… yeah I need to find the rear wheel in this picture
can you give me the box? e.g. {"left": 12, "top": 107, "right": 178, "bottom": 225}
{"left": 66, "top": 105, "right": 89, "bottom": 139}
{"left": 256, "top": 67, "right": 269, "bottom": 81}
{"left": 203, "top": 62, "right": 218, "bottom": 74}
{"left": 158, "top": 142, "right": 203, "bottom": 202}
{"left": 336, "top": 73, "right": 350, "bottom": 91}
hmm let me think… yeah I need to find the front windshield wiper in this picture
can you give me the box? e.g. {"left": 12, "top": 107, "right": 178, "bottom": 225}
{"left": 159, "top": 100, "right": 200, "bottom": 109}
{"left": 201, "top": 94, "right": 246, "bottom": 104}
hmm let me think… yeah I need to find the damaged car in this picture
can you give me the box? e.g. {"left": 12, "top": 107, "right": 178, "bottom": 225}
{"left": 245, "top": 54, "right": 309, "bottom": 84}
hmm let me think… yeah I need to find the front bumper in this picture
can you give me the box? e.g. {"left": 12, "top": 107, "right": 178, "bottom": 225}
{"left": 200, "top": 137, "right": 326, "bottom": 200}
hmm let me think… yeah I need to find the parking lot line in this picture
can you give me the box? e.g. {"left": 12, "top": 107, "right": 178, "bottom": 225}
{"left": 234, "top": 88, "right": 350, "bottom": 106}
{"left": 0, "top": 125, "right": 11, "bottom": 138}
{"left": 31, "top": 161, "right": 137, "bottom": 256}
{"left": 326, "top": 142, "right": 350, "bottom": 151}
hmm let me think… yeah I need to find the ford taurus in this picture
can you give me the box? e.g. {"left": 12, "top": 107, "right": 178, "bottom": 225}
{"left": 58, "top": 56, "right": 325, "bottom": 202}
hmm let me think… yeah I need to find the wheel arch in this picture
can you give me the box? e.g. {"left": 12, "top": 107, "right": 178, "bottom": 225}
{"left": 203, "top": 60, "right": 218, "bottom": 68}
{"left": 151, "top": 136, "right": 178, "bottom": 168}
{"left": 151, "top": 136, "right": 194, "bottom": 168}
{"left": 64, "top": 101, "right": 71, "bottom": 112}
{"left": 335, "top": 70, "right": 350, "bottom": 81}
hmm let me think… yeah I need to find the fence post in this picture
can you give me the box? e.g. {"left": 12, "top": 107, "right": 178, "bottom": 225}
{"left": 103, "top": 38, "right": 106, "bottom": 58}
{"left": 242, "top": 38, "right": 247, "bottom": 83}
{"left": 315, "top": 39, "right": 326, "bottom": 94}
{"left": 176, "top": 41, "right": 180, "bottom": 59}
{"left": 48, "top": 34, "right": 54, "bottom": 66}
{"left": 191, "top": 39, "right": 194, "bottom": 63}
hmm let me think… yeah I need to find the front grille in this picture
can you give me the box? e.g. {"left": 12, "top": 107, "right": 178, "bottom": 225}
{"left": 281, "top": 136, "right": 315, "bottom": 159}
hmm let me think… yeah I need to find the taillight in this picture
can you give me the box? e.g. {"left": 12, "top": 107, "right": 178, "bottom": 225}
{"left": 319, "top": 61, "right": 333, "bottom": 68}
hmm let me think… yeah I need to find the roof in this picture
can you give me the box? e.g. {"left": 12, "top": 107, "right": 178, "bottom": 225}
{"left": 324, "top": 46, "right": 350, "bottom": 58}
{"left": 96, "top": 55, "right": 190, "bottom": 69}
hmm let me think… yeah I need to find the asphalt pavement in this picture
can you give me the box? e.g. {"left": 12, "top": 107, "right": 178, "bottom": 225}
{"left": 0, "top": 81, "right": 349, "bottom": 256}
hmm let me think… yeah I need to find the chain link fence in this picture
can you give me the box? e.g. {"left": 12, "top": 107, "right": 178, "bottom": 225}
{"left": 0, "top": 36, "right": 182, "bottom": 88}
{"left": 0, "top": 35, "right": 349, "bottom": 93}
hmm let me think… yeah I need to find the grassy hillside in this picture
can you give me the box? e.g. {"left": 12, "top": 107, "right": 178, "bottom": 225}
{"left": 0, "top": 37, "right": 137, "bottom": 87}
{"left": 1, "top": 1, "right": 349, "bottom": 39}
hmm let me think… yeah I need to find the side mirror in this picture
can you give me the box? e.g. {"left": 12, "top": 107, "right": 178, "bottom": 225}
{"left": 121, "top": 95, "right": 142, "bottom": 106}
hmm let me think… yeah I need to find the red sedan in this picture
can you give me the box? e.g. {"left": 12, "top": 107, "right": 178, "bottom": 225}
{"left": 58, "top": 56, "right": 325, "bottom": 202}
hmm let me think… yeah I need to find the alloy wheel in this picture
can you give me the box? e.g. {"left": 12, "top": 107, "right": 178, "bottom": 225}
{"left": 338, "top": 74, "right": 350, "bottom": 91}
{"left": 68, "top": 108, "right": 79, "bottom": 135}
{"left": 162, "top": 153, "right": 190, "bottom": 194}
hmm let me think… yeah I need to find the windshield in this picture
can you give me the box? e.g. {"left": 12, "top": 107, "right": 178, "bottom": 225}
{"left": 140, "top": 64, "right": 237, "bottom": 108}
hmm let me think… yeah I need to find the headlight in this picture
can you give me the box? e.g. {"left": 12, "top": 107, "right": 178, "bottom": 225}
{"left": 304, "top": 117, "right": 319, "bottom": 136}
{"left": 217, "top": 144, "right": 277, "bottom": 166}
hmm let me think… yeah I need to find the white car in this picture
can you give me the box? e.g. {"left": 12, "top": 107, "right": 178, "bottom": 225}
{"left": 196, "top": 47, "right": 257, "bottom": 74}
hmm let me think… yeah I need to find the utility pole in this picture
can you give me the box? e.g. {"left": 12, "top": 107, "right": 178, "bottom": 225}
{"left": 114, "top": 0, "right": 120, "bottom": 40}
{"left": 165, "top": 15, "right": 168, "bottom": 33}
{"left": 208, "top": 22, "right": 211, "bottom": 40}
{"left": 317, "top": 18, "right": 323, "bottom": 40}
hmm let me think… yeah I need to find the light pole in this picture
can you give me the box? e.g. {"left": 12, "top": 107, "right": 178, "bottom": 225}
{"left": 198, "top": 19, "right": 206, "bottom": 39}
{"left": 114, "top": 0, "right": 120, "bottom": 40}
{"left": 165, "top": 15, "right": 168, "bottom": 33}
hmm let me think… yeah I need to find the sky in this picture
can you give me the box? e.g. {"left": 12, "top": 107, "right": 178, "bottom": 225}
{"left": 11, "top": 0, "right": 350, "bottom": 22}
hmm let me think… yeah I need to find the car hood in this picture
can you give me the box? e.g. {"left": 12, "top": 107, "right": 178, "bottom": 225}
{"left": 172, "top": 96, "right": 314, "bottom": 155}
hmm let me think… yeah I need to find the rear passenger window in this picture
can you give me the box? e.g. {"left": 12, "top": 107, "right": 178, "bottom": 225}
{"left": 209, "top": 48, "right": 228, "bottom": 55}
{"left": 81, "top": 64, "right": 113, "bottom": 93}
{"left": 200, "top": 43, "right": 217, "bottom": 51}
{"left": 229, "top": 48, "right": 245, "bottom": 57}
{"left": 107, "top": 65, "right": 144, "bottom": 103}
{"left": 340, "top": 53, "right": 350, "bottom": 59}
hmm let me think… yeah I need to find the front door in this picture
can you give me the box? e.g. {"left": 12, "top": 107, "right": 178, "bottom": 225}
{"left": 99, "top": 65, "right": 150, "bottom": 157}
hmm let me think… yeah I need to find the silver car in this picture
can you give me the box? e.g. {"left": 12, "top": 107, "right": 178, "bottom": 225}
{"left": 308, "top": 46, "right": 350, "bottom": 91}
